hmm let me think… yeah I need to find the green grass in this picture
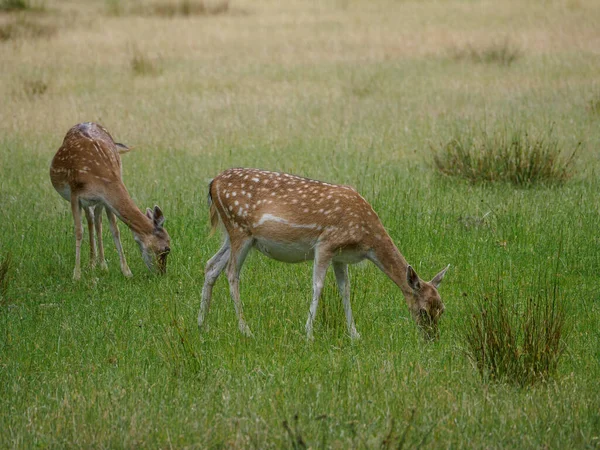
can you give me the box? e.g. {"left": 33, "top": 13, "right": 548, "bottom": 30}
{"left": 1, "top": 0, "right": 600, "bottom": 448}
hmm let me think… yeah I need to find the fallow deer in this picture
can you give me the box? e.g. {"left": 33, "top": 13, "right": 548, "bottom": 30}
{"left": 199, "top": 168, "right": 449, "bottom": 340}
{"left": 50, "top": 122, "right": 171, "bottom": 280}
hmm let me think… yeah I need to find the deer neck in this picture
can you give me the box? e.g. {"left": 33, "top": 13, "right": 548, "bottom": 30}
{"left": 105, "top": 184, "right": 153, "bottom": 236}
{"left": 369, "top": 233, "right": 414, "bottom": 299}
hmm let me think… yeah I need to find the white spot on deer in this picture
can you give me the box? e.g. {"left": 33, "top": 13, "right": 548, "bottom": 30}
{"left": 228, "top": 206, "right": 233, "bottom": 211}
{"left": 234, "top": 200, "right": 239, "bottom": 206}
{"left": 252, "top": 177, "right": 260, "bottom": 183}
{"left": 232, "top": 192, "right": 237, "bottom": 197}
{"left": 226, "top": 193, "right": 230, "bottom": 198}
{"left": 303, "top": 208, "right": 309, "bottom": 213}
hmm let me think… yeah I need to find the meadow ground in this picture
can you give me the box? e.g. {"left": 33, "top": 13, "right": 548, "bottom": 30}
{"left": 1, "top": 0, "right": 600, "bottom": 447}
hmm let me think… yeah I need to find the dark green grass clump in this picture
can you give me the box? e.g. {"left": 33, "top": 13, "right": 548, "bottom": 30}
{"left": 107, "top": 0, "right": 229, "bottom": 17}
{"left": 131, "top": 51, "right": 163, "bottom": 76}
{"left": 465, "top": 274, "right": 567, "bottom": 386}
{"left": 451, "top": 40, "right": 521, "bottom": 66}
{"left": 433, "top": 126, "right": 578, "bottom": 185}
{"left": 0, "top": 253, "right": 10, "bottom": 303}
{"left": 0, "top": 17, "right": 56, "bottom": 41}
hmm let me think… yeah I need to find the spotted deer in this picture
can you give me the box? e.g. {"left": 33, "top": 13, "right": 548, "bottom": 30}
{"left": 50, "top": 122, "right": 171, "bottom": 280}
{"left": 199, "top": 168, "right": 449, "bottom": 340}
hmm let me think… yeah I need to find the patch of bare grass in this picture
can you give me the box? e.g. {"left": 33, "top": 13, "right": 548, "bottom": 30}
{"left": 451, "top": 39, "right": 521, "bottom": 67}
{"left": 433, "top": 125, "right": 578, "bottom": 186}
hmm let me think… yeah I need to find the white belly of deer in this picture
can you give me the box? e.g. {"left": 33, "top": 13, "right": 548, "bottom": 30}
{"left": 254, "top": 238, "right": 316, "bottom": 263}
{"left": 55, "top": 184, "right": 103, "bottom": 208}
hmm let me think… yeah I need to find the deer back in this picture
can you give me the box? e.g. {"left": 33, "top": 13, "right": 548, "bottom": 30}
{"left": 50, "top": 122, "right": 126, "bottom": 194}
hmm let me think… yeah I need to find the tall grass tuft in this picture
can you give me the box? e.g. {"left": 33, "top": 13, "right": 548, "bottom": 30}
{"left": 465, "top": 270, "right": 568, "bottom": 386}
{"left": 451, "top": 40, "right": 521, "bottom": 66}
{"left": 433, "top": 125, "right": 578, "bottom": 185}
{"left": 0, "top": 253, "right": 11, "bottom": 306}
{"left": 0, "top": 17, "right": 56, "bottom": 41}
{"left": 587, "top": 94, "right": 600, "bottom": 116}
{"left": 158, "top": 304, "right": 202, "bottom": 377}
{"left": 0, "top": 0, "right": 28, "bottom": 11}
{"left": 131, "top": 50, "right": 163, "bottom": 76}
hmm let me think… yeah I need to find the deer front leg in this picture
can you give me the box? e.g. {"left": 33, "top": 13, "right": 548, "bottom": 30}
{"left": 84, "top": 207, "right": 97, "bottom": 268}
{"left": 70, "top": 195, "right": 83, "bottom": 280}
{"left": 199, "top": 238, "right": 231, "bottom": 332}
{"left": 333, "top": 262, "right": 360, "bottom": 340}
{"left": 305, "top": 247, "right": 333, "bottom": 340}
{"left": 226, "top": 237, "right": 254, "bottom": 337}
{"left": 94, "top": 205, "right": 108, "bottom": 270}
{"left": 106, "top": 209, "right": 133, "bottom": 278}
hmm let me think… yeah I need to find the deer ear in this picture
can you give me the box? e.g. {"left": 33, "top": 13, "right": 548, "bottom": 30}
{"left": 407, "top": 265, "right": 421, "bottom": 291}
{"left": 153, "top": 205, "right": 165, "bottom": 229}
{"left": 146, "top": 208, "right": 153, "bottom": 220}
{"left": 115, "top": 142, "right": 131, "bottom": 154}
{"left": 431, "top": 264, "right": 450, "bottom": 289}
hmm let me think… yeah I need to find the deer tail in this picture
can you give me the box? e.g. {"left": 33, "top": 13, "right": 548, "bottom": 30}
{"left": 208, "top": 179, "right": 219, "bottom": 236}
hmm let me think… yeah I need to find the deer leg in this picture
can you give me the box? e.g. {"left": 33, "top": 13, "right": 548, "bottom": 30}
{"left": 106, "top": 209, "right": 133, "bottom": 278}
{"left": 94, "top": 205, "right": 108, "bottom": 270}
{"left": 70, "top": 194, "right": 83, "bottom": 281}
{"left": 84, "top": 207, "right": 96, "bottom": 268}
{"left": 198, "top": 237, "right": 231, "bottom": 331}
{"left": 333, "top": 262, "right": 360, "bottom": 340}
{"left": 226, "top": 237, "right": 254, "bottom": 337}
{"left": 305, "top": 247, "right": 333, "bottom": 340}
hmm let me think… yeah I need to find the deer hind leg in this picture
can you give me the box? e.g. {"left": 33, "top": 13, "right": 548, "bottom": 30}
{"left": 70, "top": 194, "right": 83, "bottom": 280}
{"left": 106, "top": 208, "right": 133, "bottom": 278}
{"left": 84, "top": 207, "right": 96, "bottom": 268}
{"left": 305, "top": 246, "right": 334, "bottom": 340}
{"left": 198, "top": 237, "right": 231, "bottom": 331}
{"left": 333, "top": 262, "right": 360, "bottom": 340}
{"left": 94, "top": 205, "right": 108, "bottom": 270}
{"left": 226, "top": 236, "right": 254, "bottom": 337}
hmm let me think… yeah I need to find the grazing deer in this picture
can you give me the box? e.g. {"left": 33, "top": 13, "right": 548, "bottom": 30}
{"left": 199, "top": 168, "right": 449, "bottom": 340}
{"left": 50, "top": 122, "right": 171, "bottom": 280}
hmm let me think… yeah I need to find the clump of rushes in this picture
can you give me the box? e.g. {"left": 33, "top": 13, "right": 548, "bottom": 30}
{"left": 451, "top": 40, "right": 521, "bottom": 66}
{"left": 465, "top": 270, "right": 567, "bottom": 386}
{"left": 131, "top": 50, "right": 162, "bottom": 76}
{"left": 433, "top": 125, "right": 578, "bottom": 185}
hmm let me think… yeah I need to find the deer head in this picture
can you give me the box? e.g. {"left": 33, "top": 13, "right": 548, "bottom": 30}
{"left": 133, "top": 205, "right": 171, "bottom": 274}
{"left": 406, "top": 265, "right": 449, "bottom": 340}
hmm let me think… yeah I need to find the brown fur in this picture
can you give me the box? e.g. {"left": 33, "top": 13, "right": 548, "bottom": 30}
{"left": 50, "top": 122, "right": 170, "bottom": 278}
{"left": 200, "top": 168, "right": 449, "bottom": 339}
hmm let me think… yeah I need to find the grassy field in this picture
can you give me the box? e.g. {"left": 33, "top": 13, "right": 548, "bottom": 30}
{"left": 1, "top": 0, "right": 600, "bottom": 447}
